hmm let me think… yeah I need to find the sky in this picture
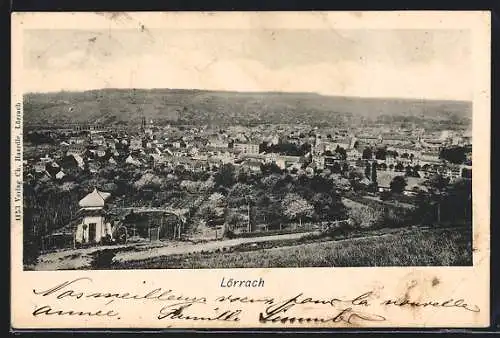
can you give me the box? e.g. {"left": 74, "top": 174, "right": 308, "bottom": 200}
{"left": 23, "top": 29, "right": 472, "bottom": 100}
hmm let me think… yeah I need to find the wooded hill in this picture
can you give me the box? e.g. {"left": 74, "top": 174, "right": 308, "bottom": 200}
{"left": 24, "top": 89, "right": 472, "bottom": 127}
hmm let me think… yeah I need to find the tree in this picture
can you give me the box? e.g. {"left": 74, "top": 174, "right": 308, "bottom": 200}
{"left": 425, "top": 174, "right": 449, "bottom": 193}
{"left": 341, "top": 162, "right": 349, "bottom": 174}
{"left": 380, "top": 190, "right": 391, "bottom": 201}
{"left": 346, "top": 202, "right": 383, "bottom": 229}
{"left": 375, "top": 147, "right": 387, "bottom": 160}
{"left": 362, "top": 147, "right": 373, "bottom": 159}
{"left": 395, "top": 163, "right": 404, "bottom": 172}
{"left": 214, "top": 163, "right": 236, "bottom": 188}
{"left": 133, "top": 173, "right": 163, "bottom": 191}
{"left": 227, "top": 183, "right": 254, "bottom": 207}
{"left": 390, "top": 176, "right": 407, "bottom": 194}
{"left": 439, "top": 146, "right": 467, "bottom": 164}
{"left": 462, "top": 167, "right": 472, "bottom": 179}
{"left": 348, "top": 168, "right": 364, "bottom": 181}
{"left": 425, "top": 174, "right": 450, "bottom": 222}
{"left": 199, "top": 192, "right": 226, "bottom": 226}
{"left": 445, "top": 178, "right": 472, "bottom": 222}
{"left": 335, "top": 146, "right": 347, "bottom": 160}
{"left": 260, "top": 162, "right": 283, "bottom": 175}
{"left": 281, "top": 193, "right": 314, "bottom": 228}
{"left": 371, "top": 163, "right": 377, "bottom": 183}
{"left": 364, "top": 163, "right": 371, "bottom": 179}
{"left": 405, "top": 165, "right": 413, "bottom": 176}
{"left": 331, "top": 162, "right": 342, "bottom": 174}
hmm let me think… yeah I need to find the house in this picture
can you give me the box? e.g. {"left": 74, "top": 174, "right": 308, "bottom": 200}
{"left": 420, "top": 151, "right": 441, "bottom": 165}
{"left": 211, "top": 151, "right": 235, "bottom": 164}
{"left": 462, "top": 131, "right": 472, "bottom": 145}
{"left": 357, "top": 135, "right": 381, "bottom": 145}
{"left": 67, "top": 144, "right": 86, "bottom": 156}
{"left": 382, "top": 135, "right": 415, "bottom": 146}
{"left": 208, "top": 137, "right": 229, "bottom": 149}
{"left": 107, "top": 140, "right": 117, "bottom": 149}
{"left": 331, "top": 137, "right": 351, "bottom": 150}
{"left": 69, "top": 153, "right": 85, "bottom": 169}
{"left": 304, "top": 166, "right": 315, "bottom": 177}
{"left": 91, "top": 134, "right": 106, "bottom": 146}
{"left": 312, "top": 155, "right": 325, "bottom": 170}
{"left": 187, "top": 146, "right": 199, "bottom": 156}
{"left": 172, "top": 157, "right": 195, "bottom": 171}
{"left": 233, "top": 142, "right": 260, "bottom": 155}
{"left": 242, "top": 159, "right": 262, "bottom": 173}
{"left": 347, "top": 148, "right": 361, "bottom": 161}
{"left": 55, "top": 170, "right": 66, "bottom": 180}
{"left": 74, "top": 188, "right": 113, "bottom": 245}
{"left": 129, "top": 138, "right": 143, "bottom": 150}
{"left": 69, "top": 136, "right": 86, "bottom": 145}
{"left": 264, "top": 134, "right": 280, "bottom": 146}
{"left": 96, "top": 146, "right": 107, "bottom": 158}
{"left": 40, "top": 154, "right": 53, "bottom": 163}
{"left": 314, "top": 141, "right": 338, "bottom": 154}
{"left": 385, "top": 153, "right": 397, "bottom": 166}
{"left": 87, "top": 161, "right": 101, "bottom": 173}
{"left": 442, "top": 165, "right": 462, "bottom": 181}
{"left": 376, "top": 171, "right": 427, "bottom": 195}
{"left": 33, "top": 161, "right": 46, "bottom": 173}
{"left": 281, "top": 155, "right": 302, "bottom": 168}
{"left": 148, "top": 153, "right": 165, "bottom": 167}
{"left": 125, "top": 155, "right": 141, "bottom": 166}
{"left": 421, "top": 138, "right": 443, "bottom": 149}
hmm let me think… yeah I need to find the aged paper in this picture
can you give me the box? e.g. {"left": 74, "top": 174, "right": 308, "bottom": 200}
{"left": 11, "top": 11, "right": 490, "bottom": 329}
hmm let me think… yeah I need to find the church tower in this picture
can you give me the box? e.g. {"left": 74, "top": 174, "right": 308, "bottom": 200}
{"left": 141, "top": 115, "right": 146, "bottom": 133}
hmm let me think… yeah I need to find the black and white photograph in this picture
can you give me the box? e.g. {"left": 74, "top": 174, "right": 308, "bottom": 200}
{"left": 21, "top": 24, "right": 473, "bottom": 271}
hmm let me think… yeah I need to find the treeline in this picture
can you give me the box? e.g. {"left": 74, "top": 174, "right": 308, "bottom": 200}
{"left": 259, "top": 142, "right": 312, "bottom": 156}
{"left": 439, "top": 146, "right": 471, "bottom": 164}
{"left": 205, "top": 163, "right": 347, "bottom": 232}
{"left": 23, "top": 183, "right": 83, "bottom": 265}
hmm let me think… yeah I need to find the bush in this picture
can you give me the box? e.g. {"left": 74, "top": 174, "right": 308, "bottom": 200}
{"left": 384, "top": 207, "right": 413, "bottom": 228}
{"left": 347, "top": 203, "right": 383, "bottom": 229}
{"left": 322, "top": 220, "right": 352, "bottom": 237}
{"left": 380, "top": 191, "right": 391, "bottom": 201}
{"left": 223, "top": 227, "right": 236, "bottom": 239}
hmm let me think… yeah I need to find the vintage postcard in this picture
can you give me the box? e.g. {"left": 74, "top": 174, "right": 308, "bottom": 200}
{"left": 11, "top": 11, "right": 490, "bottom": 329}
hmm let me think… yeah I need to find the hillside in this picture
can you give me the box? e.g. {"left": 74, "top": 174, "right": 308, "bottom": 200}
{"left": 23, "top": 89, "right": 472, "bottom": 127}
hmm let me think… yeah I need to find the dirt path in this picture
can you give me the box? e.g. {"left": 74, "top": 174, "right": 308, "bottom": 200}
{"left": 112, "top": 231, "right": 318, "bottom": 264}
{"left": 32, "top": 231, "right": 317, "bottom": 270}
{"left": 32, "top": 224, "right": 468, "bottom": 271}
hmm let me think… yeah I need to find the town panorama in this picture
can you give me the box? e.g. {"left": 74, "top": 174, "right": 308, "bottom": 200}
{"left": 22, "top": 89, "right": 472, "bottom": 270}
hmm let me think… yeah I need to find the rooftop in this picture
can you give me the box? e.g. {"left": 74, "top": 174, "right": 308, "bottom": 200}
{"left": 79, "top": 188, "right": 111, "bottom": 208}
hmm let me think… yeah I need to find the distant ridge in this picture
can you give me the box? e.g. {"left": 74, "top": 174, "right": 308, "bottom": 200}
{"left": 23, "top": 88, "right": 472, "bottom": 127}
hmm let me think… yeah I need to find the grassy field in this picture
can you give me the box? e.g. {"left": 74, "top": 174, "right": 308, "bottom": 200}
{"left": 114, "top": 226, "right": 472, "bottom": 269}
